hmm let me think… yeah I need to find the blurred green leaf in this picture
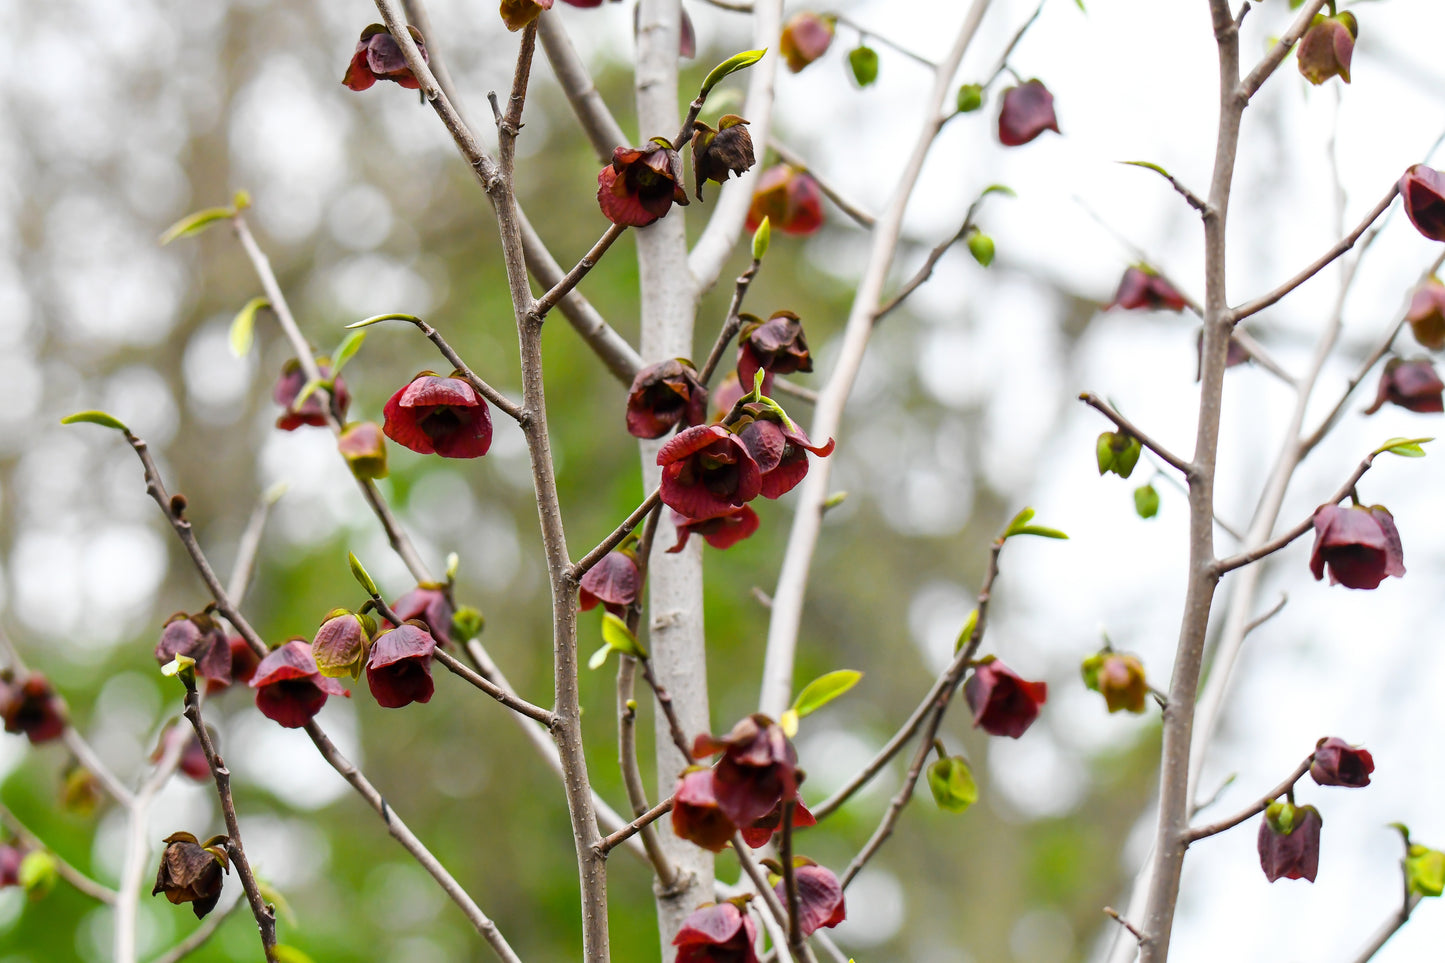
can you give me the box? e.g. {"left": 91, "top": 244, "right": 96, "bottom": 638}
{"left": 791, "top": 669, "right": 862, "bottom": 718}
{"left": 602, "top": 612, "right": 646, "bottom": 658}
{"left": 159, "top": 206, "right": 234, "bottom": 245}
{"left": 1375, "top": 436, "right": 1432, "bottom": 458}
{"left": 229, "top": 296, "right": 269, "bottom": 357}
{"left": 700, "top": 48, "right": 767, "bottom": 98}
{"left": 60, "top": 410, "right": 129, "bottom": 432}
{"left": 1134, "top": 484, "right": 1160, "bottom": 519}
{"left": 331, "top": 330, "right": 366, "bottom": 374}
{"left": 847, "top": 45, "right": 879, "bottom": 87}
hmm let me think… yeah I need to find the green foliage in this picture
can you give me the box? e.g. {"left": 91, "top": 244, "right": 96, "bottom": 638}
{"left": 229, "top": 296, "right": 269, "bottom": 357}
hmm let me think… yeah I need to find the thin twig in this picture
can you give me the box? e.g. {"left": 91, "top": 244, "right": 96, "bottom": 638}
{"left": 115, "top": 733, "right": 184, "bottom": 963}
{"left": 531, "top": 224, "right": 628, "bottom": 321}
{"left": 595, "top": 792, "right": 675, "bottom": 857}
{"left": 226, "top": 485, "right": 281, "bottom": 605}
{"left": 1079, "top": 393, "right": 1195, "bottom": 477}
{"left": 874, "top": 193, "right": 995, "bottom": 322}
{"left": 0, "top": 803, "right": 118, "bottom": 903}
{"left": 608, "top": 657, "right": 678, "bottom": 888}
{"left": 435, "top": 648, "right": 557, "bottom": 727}
{"left": 1123, "top": 162, "right": 1210, "bottom": 217}
{"left": 61, "top": 727, "right": 135, "bottom": 809}
{"left": 831, "top": 12, "right": 937, "bottom": 69}
{"left": 980, "top": 0, "right": 1046, "bottom": 89}
{"left": 779, "top": 800, "right": 805, "bottom": 956}
{"left": 1186, "top": 756, "right": 1313, "bottom": 842}
{"left": 568, "top": 490, "right": 663, "bottom": 581}
{"left": 1241, "top": 593, "right": 1288, "bottom": 638}
{"left": 638, "top": 656, "right": 695, "bottom": 761}
{"left": 1238, "top": 0, "right": 1329, "bottom": 101}
{"left": 1348, "top": 893, "right": 1422, "bottom": 963}
{"left": 770, "top": 141, "right": 876, "bottom": 229}
{"left": 697, "top": 260, "right": 762, "bottom": 388}
{"left": 1104, "top": 906, "right": 1147, "bottom": 946}
{"left": 147, "top": 896, "right": 242, "bottom": 963}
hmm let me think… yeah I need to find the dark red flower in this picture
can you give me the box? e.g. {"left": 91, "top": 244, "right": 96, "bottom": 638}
{"left": 746, "top": 166, "right": 824, "bottom": 237}
{"left": 249, "top": 641, "right": 348, "bottom": 729}
{"left": 673, "top": 900, "right": 759, "bottom": 963}
{"left": 383, "top": 373, "right": 493, "bottom": 458}
{"left": 692, "top": 116, "right": 755, "bottom": 202}
{"left": 1309, "top": 503, "right": 1405, "bottom": 590}
{"left": 1110, "top": 266, "right": 1187, "bottom": 312}
{"left": 693, "top": 714, "right": 798, "bottom": 827}
{"left": 667, "top": 506, "right": 761, "bottom": 554}
{"left": 1400, "top": 165, "right": 1445, "bottom": 243}
{"left": 0, "top": 846, "right": 22, "bottom": 888}
{"left": 963, "top": 657, "right": 1047, "bottom": 739}
{"left": 626, "top": 359, "right": 708, "bottom": 439}
{"left": 312, "top": 610, "right": 372, "bottom": 680}
{"left": 1310, "top": 737, "right": 1375, "bottom": 788}
{"left": 342, "top": 24, "right": 429, "bottom": 92}
{"left": 156, "top": 612, "right": 233, "bottom": 688}
{"left": 737, "top": 311, "right": 813, "bottom": 387}
{"left": 500, "top": 0, "right": 554, "bottom": 32}
{"left": 735, "top": 407, "right": 835, "bottom": 500}
{"left": 658, "top": 425, "right": 762, "bottom": 520}
{"left": 366, "top": 623, "right": 436, "bottom": 709}
{"left": 1407, "top": 279, "right": 1445, "bottom": 350}
{"left": 389, "top": 583, "right": 454, "bottom": 647}
{"left": 997, "top": 79, "right": 1059, "bottom": 147}
{"left": 773, "top": 860, "right": 845, "bottom": 935}
{"left": 671, "top": 768, "right": 737, "bottom": 854}
{"left": 579, "top": 551, "right": 640, "bottom": 616}
{"left": 1364, "top": 358, "right": 1444, "bottom": 414}
{"left": 597, "top": 141, "right": 688, "bottom": 227}
{"left": 1258, "top": 801, "right": 1322, "bottom": 883}
{"left": 1297, "top": 12, "right": 1357, "bottom": 86}
{"left": 206, "top": 636, "right": 261, "bottom": 696}
{"left": 779, "top": 12, "right": 835, "bottom": 73}
{"left": 339, "top": 421, "right": 388, "bottom": 479}
{"left": 0, "top": 672, "right": 67, "bottom": 745}
{"left": 152, "top": 831, "right": 229, "bottom": 919}
{"left": 273, "top": 358, "right": 350, "bottom": 431}
{"left": 739, "top": 797, "right": 815, "bottom": 849}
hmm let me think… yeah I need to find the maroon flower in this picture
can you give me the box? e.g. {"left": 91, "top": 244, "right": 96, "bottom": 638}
{"left": 1407, "top": 279, "right": 1445, "bottom": 350}
{"left": 597, "top": 141, "right": 688, "bottom": 227}
{"left": 156, "top": 612, "right": 233, "bottom": 688}
{"left": 0, "top": 846, "right": 22, "bottom": 887}
{"left": 273, "top": 359, "right": 350, "bottom": 431}
{"left": 1364, "top": 358, "right": 1444, "bottom": 414}
{"left": 963, "top": 657, "right": 1047, "bottom": 739}
{"left": 500, "top": 0, "right": 554, "bottom": 32}
{"left": 667, "top": 506, "right": 761, "bottom": 554}
{"left": 1110, "top": 266, "right": 1187, "bottom": 312}
{"left": 579, "top": 551, "right": 640, "bottom": 616}
{"left": 216, "top": 636, "right": 261, "bottom": 693}
{"left": 312, "top": 609, "right": 373, "bottom": 680}
{"left": 389, "top": 583, "right": 455, "bottom": 647}
{"left": 735, "top": 408, "right": 835, "bottom": 500}
{"left": 1080, "top": 651, "right": 1148, "bottom": 715}
{"left": 626, "top": 359, "right": 708, "bottom": 439}
{"left": 739, "top": 797, "right": 815, "bottom": 849}
{"left": 1400, "top": 165, "right": 1445, "bottom": 243}
{"left": 383, "top": 373, "right": 493, "bottom": 458}
{"left": 658, "top": 425, "right": 763, "bottom": 520}
{"left": 746, "top": 165, "right": 824, "bottom": 237}
{"left": 342, "top": 24, "right": 429, "bottom": 92}
{"left": 779, "top": 12, "right": 835, "bottom": 73}
{"left": 737, "top": 311, "right": 813, "bottom": 388}
{"left": 1258, "top": 801, "right": 1322, "bottom": 883}
{"left": 773, "top": 860, "right": 845, "bottom": 936}
{"left": 339, "top": 421, "right": 388, "bottom": 480}
{"left": 249, "top": 641, "right": 348, "bottom": 729}
{"left": 152, "top": 831, "right": 230, "bottom": 919}
{"left": 671, "top": 768, "right": 737, "bottom": 854}
{"left": 693, "top": 714, "right": 798, "bottom": 828}
{"left": 1310, "top": 737, "right": 1375, "bottom": 788}
{"left": 692, "top": 116, "right": 755, "bottom": 202}
{"left": 673, "top": 900, "right": 760, "bottom": 963}
{"left": 1309, "top": 503, "right": 1405, "bottom": 590}
{"left": 997, "top": 80, "right": 1059, "bottom": 147}
{"left": 366, "top": 623, "right": 437, "bottom": 709}
{"left": 1297, "top": 12, "right": 1357, "bottom": 86}
{"left": 0, "top": 672, "right": 67, "bottom": 745}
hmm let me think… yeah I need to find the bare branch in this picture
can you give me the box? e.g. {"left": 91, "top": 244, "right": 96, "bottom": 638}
{"left": 1186, "top": 756, "right": 1313, "bottom": 842}
{"left": 770, "top": 141, "right": 876, "bottom": 229}
{"left": 115, "top": 731, "right": 184, "bottom": 963}
{"left": 1104, "top": 906, "right": 1147, "bottom": 946}
{"left": 608, "top": 658, "right": 678, "bottom": 887}
{"left": 1079, "top": 393, "right": 1195, "bottom": 477}
{"left": 1238, "top": 1, "right": 1329, "bottom": 101}
{"left": 697, "top": 259, "right": 762, "bottom": 387}
{"left": 569, "top": 490, "right": 663, "bottom": 581}
{"left": 353, "top": 314, "right": 525, "bottom": 423}
{"left": 595, "top": 791, "right": 675, "bottom": 857}
{"left": 1349, "top": 893, "right": 1422, "bottom": 963}
{"left": 537, "top": 13, "right": 628, "bottom": 162}
{"left": 830, "top": 12, "right": 937, "bottom": 69}
{"left": 531, "top": 224, "right": 628, "bottom": 321}
{"left": 1123, "top": 161, "right": 1210, "bottom": 217}
{"left": 0, "top": 803, "right": 118, "bottom": 904}
{"left": 435, "top": 649, "right": 557, "bottom": 727}
{"left": 226, "top": 485, "right": 281, "bottom": 605}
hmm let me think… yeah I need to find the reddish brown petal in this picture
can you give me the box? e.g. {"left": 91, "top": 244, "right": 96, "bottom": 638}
{"left": 998, "top": 79, "right": 1060, "bottom": 147}
{"left": 342, "top": 48, "right": 378, "bottom": 91}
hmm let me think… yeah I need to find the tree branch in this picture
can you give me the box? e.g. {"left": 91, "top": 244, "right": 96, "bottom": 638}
{"left": 537, "top": 13, "right": 628, "bottom": 162}
{"left": 769, "top": 140, "right": 876, "bottom": 229}
{"left": 531, "top": 224, "right": 628, "bottom": 321}
{"left": 609, "top": 657, "right": 678, "bottom": 887}
{"left": 697, "top": 259, "right": 762, "bottom": 387}
{"left": 434, "top": 648, "right": 557, "bottom": 727}
{"left": 115, "top": 733, "right": 184, "bottom": 963}
{"left": 0, "top": 802, "right": 118, "bottom": 903}
{"left": 1186, "top": 755, "right": 1312, "bottom": 842}
{"left": 1238, "top": 1, "right": 1329, "bottom": 101}
{"left": 1078, "top": 393, "right": 1195, "bottom": 477}
{"left": 568, "top": 490, "right": 663, "bottom": 581}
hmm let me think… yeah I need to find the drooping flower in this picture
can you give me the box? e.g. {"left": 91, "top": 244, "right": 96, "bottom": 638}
{"left": 657, "top": 425, "right": 762, "bottom": 520}
{"left": 1309, "top": 503, "right": 1405, "bottom": 590}
{"left": 312, "top": 609, "right": 373, "bottom": 680}
{"left": 578, "top": 551, "right": 640, "bottom": 616}
{"left": 746, "top": 165, "right": 824, "bottom": 237}
{"left": 1081, "top": 651, "right": 1148, "bottom": 714}
{"left": 666, "top": 506, "right": 761, "bottom": 554}
{"left": 772, "top": 860, "right": 846, "bottom": 936}
{"left": 691, "top": 116, "right": 755, "bottom": 202}
{"left": 1310, "top": 737, "right": 1375, "bottom": 788}
{"left": 693, "top": 714, "right": 798, "bottom": 828}
{"left": 0, "top": 846, "right": 23, "bottom": 888}
{"left": 1257, "top": 801, "right": 1322, "bottom": 883}
{"left": 963, "top": 657, "right": 1047, "bottom": 739}
{"left": 739, "top": 797, "right": 816, "bottom": 849}
{"left": 736, "top": 311, "right": 812, "bottom": 387}
{"left": 1364, "top": 358, "right": 1444, "bottom": 414}
{"left": 626, "top": 359, "right": 708, "bottom": 439}
{"left": 342, "top": 24, "right": 429, "bottom": 92}
{"left": 273, "top": 358, "right": 350, "bottom": 430}
{"left": 673, "top": 900, "right": 760, "bottom": 963}
{"left": 221, "top": 636, "right": 261, "bottom": 689}
{"left": 1400, "top": 165, "right": 1445, "bottom": 243}
{"left": 671, "top": 768, "right": 737, "bottom": 854}
{"left": 1110, "top": 266, "right": 1187, "bottom": 312}
{"left": 1407, "top": 279, "right": 1445, "bottom": 350}
{"left": 0, "top": 672, "right": 67, "bottom": 745}
{"left": 338, "top": 421, "right": 388, "bottom": 479}
{"left": 735, "top": 407, "right": 835, "bottom": 500}
{"left": 997, "top": 79, "right": 1059, "bottom": 147}
{"left": 155, "top": 612, "right": 232, "bottom": 689}
{"left": 152, "top": 831, "right": 230, "bottom": 919}
{"left": 383, "top": 373, "right": 493, "bottom": 459}
{"left": 1297, "top": 12, "right": 1357, "bottom": 86}
{"left": 499, "top": 0, "right": 554, "bottom": 32}
{"left": 597, "top": 140, "right": 689, "bottom": 227}
{"left": 366, "top": 622, "right": 437, "bottom": 709}
{"left": 779, "top": 12, "right": 835, "bottom": 72}
{"left": 249, "top": 641, "right": 349, "bottom": 729}
{"left": 389, "top": 583, "right": 455, "bottom": 647}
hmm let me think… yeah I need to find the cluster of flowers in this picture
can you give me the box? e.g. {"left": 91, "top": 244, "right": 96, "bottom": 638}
{"left": 1256, "top": 738, "right": 1374, "bottom": 883}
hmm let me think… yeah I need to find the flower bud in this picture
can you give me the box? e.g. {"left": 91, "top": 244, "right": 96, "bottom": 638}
{"left": 779, "top": 12, "right": 835, "bottom": 73}
{"left": 313, "top": 610, "right": 372, "bottom": 680}
{"left": 1407, "top": 278, "right": 1445, "bottom": 350}
{"left": 626, "top": 359, "right": 708, "bottom": 439}
{"left": 579, "top": 550, "right": 641, "bottom": 617}
{"left": 963, "top": 657, "right": 1047, "bottom": 738}
{"left": 1400, "top": 165, "right": 1445, "bottom": 243}
{"left": 61, "top": 763, "right": 105, "bottom": 816}
{"left": 1257, "top": 801, "right": 1322, "bottom": 883}
{"left": 499, "top": 0, "right": 553, "bottom": 32}
{"left": 956, "top": 83, "right": 984, "bottom": 113}
{"left": 0, "top": 671, "right": 67, "bottom": 745}
{"left": 1096, "top": 431, "right": 1142, "bottom": 479}
{"left": 1407, "top": 843, "right": 1445, "bottom": 897}
{"left": 366, "top": 623, "right": 437, "bottom": 709}
{"left": 927, "top": 754, "right": 979, "bottom": 813}
{"left": 383, "top": 373, "right": 492, "bottom": 459}
{"left": 339, "top": 421, "right": 389, "bottom": 480}
{"left": 152, "top": 831, "right": 230, "bottom": 918}
{"left": 273, "top": 358, "right": 350, "bottom": 430}
{"left": 1297, "top": 12, "right": 1357, "bottom": 86}
{"left": 1309, "top": 503, "right": 1405, "bottom": 590}
{"left": 249, "top": 640, "right": 349, "bottom": 728}
{"left": 342, "top": 24, "right": 429, "bottom": 92}
{"left": 848, "top": 45, "right": 879, "bottom": 87}
{"left": 1309, "top": 737, "right": 1374, "bottom": 787}
{"left": 1364, "top": 358, "right": 1444, "bottom": 414}
{"left": 691, "top": 116, "right": 755, "bottom": 202}
{"left": 997, "top": 79, "right": 1059, "bottom": 147}
{"left": 1134, "top": 483, "right": 1161, "bottom": 519}
{"left": 1081, "top": 651, "right": 1148, "bottom": 714}
{"left": 1110, "top": 266, "right": 1187, "bottom": 312}
{"left": 389, "top": 583, "right": 455, "bottom": 647}
{"left": 156, "top": 612, "right": 232, "bottom": 689}
{"left": 772, "top": 859, "right": 846, "bottom": 936}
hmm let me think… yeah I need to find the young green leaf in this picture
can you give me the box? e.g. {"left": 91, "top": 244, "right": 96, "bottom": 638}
{"left": 1010, "top": 525, "right": 1069, "bottom": 540}
{"left": 791, "top": 669, "right": 862, "bottom": 718}
{"left": 229, "top": 297, "right": 269, "bottom": 357}
{"left": 1121, "top": 160, "right": 1172, "bottom": 178}
{"left": 348, "top": 552, "right": 379, "bottom": 597}
{"left": 159, "top": 206, "right": 235, "bottom": 245}
{"left": 752, "top": 216, "right": 772, "bottom": 261}
{"left": 18, "top": 850, "right": 57, "bottom": 898}
{"left": 331, "top": 329, "right": 367, "bottom": 375}
{"left": 700, "top": 48, "right": 768, "bottom": 99}
{"left": 602, "top": 612, "right": 647, "bottom": 658}
{"left": 60, "top": 410, "right": 129, "bottom": 432}
{"left": 587, "top": 643, "right": 613, "bottom": 671}
{"left": 966, "top": 230, "right": 996, "bottom": 267}
{"left": 347, "top": 312, "right": 423, "bottom": 329}
{"left": 780, "top": 708, "right": 800, "bottom": 738}
{"left": 1375, "top": 436, "right": 1433, "bottom": 458}
{"left": 273, "top": 947, "right": 318, "bottom": 963}
{"left": 1004, "top": 507, "right": 1036, "bottom": 536}
{"left": 954, "top": 608, "right": 979, "bottom": 653}
{"left": 847, "top": 45, "right": 879, "bottom": 87}
{"left": 1407, "top": 843, "right": 1445, "bottom": 898}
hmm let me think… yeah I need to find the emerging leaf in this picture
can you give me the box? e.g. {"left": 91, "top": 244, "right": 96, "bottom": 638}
{"left": 791, "top": 669, "right": 862, "bottom": 718}
{"left": 229, "top": 297, "right": 269, "bottom": 357}
{"left": 60, "top": 410, "right": 129, "bottom": 432}
{"left": 601, "top": 612, "right": 647, "bottom": 659}
{"left": 1375, "top": 436, "right": 1432, "bottom": 458}
{"left": 159, "top": 206, "right": 235, "bottom": 245}
{"left": 331, "top": 330, "right": 367, "bottom": 375}
{"left": 348, "top": 552, "right": 379, "bottom": 597}
{"left": 701, "top": 48, "right": 767, "bottom": 99}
